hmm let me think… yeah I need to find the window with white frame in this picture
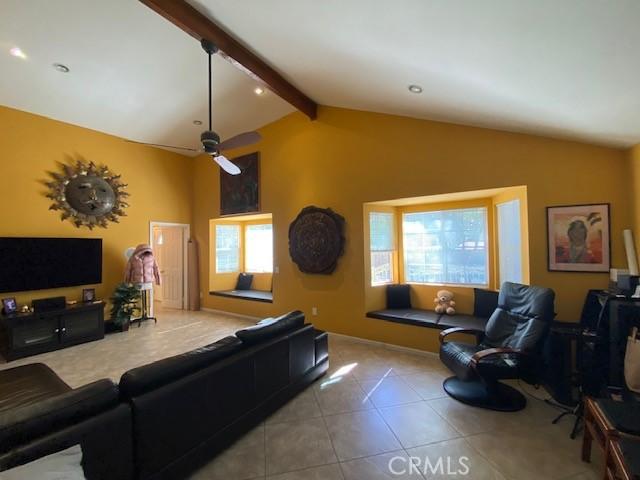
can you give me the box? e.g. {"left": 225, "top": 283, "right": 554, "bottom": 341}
{"left": 245, "top": 224, "right": 273, "bottom": 273}
{"left": 402, "top": 207, "right": 488, "bottom": 285}
{"left": 215, "top": 224, "right": 240, "bottom": 273}
{"left": 496, "top": 200, "right": 523, "bottom": 284}
{"left": 369, "top": 212, "right": 395, "bottom": 285}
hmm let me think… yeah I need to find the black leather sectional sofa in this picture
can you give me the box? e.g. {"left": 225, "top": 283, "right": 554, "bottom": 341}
{"left": 0, "top": 311, "right": 329, "bottom": 480}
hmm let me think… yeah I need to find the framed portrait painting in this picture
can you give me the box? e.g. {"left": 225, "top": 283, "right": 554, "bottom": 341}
{"left": 547, "top": 203, "right": 610, "bottom": 272}
{"left": 220, "top": 152, "right": 260, "bottom": 216}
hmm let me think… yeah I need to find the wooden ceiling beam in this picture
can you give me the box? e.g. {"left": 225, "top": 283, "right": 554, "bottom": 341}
{"left": 139, "top": 0, "right": 318, "bottom": 120}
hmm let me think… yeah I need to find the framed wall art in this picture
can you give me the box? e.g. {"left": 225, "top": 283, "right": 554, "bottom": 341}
{"left": 546, "top": 203, "right": 610, "bottom": 272}
{"left": 220, "top": 152, "right": 259, "bottom": 216}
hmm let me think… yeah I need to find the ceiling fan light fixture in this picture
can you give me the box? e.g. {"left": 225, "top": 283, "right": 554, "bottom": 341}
{"left": 408, "top": 84, "right": 423, "bottom": 94}
{"left": 9, "top": 47, "right": 27, "bottom": 59}
{"left": 53, "top": 63, "right": 70, "bottom": 73}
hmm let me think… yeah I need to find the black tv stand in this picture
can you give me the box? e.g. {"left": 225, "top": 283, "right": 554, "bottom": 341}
{"left": 0, "top": 301, "right": 105, "bottom": 361}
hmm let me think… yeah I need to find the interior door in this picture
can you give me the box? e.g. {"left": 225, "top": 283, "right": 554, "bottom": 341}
{"left": 156, "top": 226, "right": 184, "bottom": 309}
{"left": 152, "top": 226, "right": 164, "bottom": 302}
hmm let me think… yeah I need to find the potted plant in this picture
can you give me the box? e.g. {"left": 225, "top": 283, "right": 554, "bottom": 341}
{"left": 109, "top": 283, "right": 140, "bottom": 331}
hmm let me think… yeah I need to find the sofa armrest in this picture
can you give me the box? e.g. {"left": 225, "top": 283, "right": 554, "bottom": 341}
{"left": 0, "top": 379, "right": 118, "bottom": 451}
{"left": 314, "top": 329, "right": 329, "bottom": 365}
{"left": 439, "top": 327, "right": 484, "bottom": 345}
{"left": 470, "top": 347, "right": 529, "bottom": 370}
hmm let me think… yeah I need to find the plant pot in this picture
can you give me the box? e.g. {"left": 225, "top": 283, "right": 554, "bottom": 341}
{"left": 104, "top": 319, "right": 130, "bottom": 334}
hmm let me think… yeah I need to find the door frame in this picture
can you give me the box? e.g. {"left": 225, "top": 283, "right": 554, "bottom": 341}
{"left": 149, "top": 221, "right": 191, "bottom": 309}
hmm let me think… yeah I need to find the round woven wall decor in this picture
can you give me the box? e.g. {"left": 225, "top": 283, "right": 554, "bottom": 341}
{"left": 288, "top": 206, "right": 346, "bottom": 274}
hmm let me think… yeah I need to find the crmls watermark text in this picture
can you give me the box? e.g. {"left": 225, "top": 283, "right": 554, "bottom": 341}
{"left": 388, "top": 455, "right": 471, "bottom": 476}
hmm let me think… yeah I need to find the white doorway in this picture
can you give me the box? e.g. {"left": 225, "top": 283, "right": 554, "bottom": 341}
{"left": 149, "top": 222, "right": 190, "bottom": 310}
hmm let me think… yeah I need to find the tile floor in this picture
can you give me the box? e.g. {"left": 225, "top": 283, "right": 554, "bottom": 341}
{"left": 1, "top": 308, "right": 604, "bottom": 479}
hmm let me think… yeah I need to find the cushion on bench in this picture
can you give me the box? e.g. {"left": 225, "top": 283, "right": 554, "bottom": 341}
{"left": 367, "top": 309, "right": 440, "bottom": 327}
{"left": 235, "top": 273, "right": 254, "bottom": 290}
{"left": 473, "top": 288, "right": 499, "bottom": 319}
{"left": 386, "top": 284, "right": 411, "bottom": 309}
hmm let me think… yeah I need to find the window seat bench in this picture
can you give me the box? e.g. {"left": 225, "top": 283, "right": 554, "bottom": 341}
{"left": 366, "top": 308, "right": 487, "bottom": 331}
{"left": 210, "top": 289, "right": 273, "bottom": 303}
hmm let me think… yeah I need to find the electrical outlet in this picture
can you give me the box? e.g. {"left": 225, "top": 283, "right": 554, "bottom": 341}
{"left": 312, "top": 307, "right": 318, "bottom": 316}
{"left": 275, "top": 266, "right": 280, "bottom": 274}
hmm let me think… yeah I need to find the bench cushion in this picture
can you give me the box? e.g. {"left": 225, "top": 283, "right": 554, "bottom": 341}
{"left": 367, "top": 309, "right": 440, "bottom": 327}
{"left": 211, "top": 289, "right": 273, "bottom": 303}
{"left": 366, "top": 309, "right": 487, "bottom": 332}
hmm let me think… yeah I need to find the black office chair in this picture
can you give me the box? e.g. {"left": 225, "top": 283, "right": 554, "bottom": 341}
{"left": 439, "top": 282, "right": 555, "bottom": 412}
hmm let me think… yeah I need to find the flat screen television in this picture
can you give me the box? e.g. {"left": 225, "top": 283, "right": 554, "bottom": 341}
{"left": 0, "top": 237, "right": 102, "bottom": 293}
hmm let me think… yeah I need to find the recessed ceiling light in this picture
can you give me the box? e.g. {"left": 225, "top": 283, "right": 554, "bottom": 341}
{"left": 9, "top": 47, "right": 27, "bottom": 59}
{"left": 254, "top": 86, "right": 265, "bottom": 96}
{"left": 193, "top": 120, "right": 202, "bottom": 125}
{"left": 52, "top": 63, "right": 70, "bottom": 73}
{"left": 408, "top": 84, "right": 423, "bottom": 94}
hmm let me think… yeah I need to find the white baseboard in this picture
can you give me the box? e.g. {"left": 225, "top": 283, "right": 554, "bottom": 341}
{"left": 327, "top": 332, "right": 438, "bottom": 358}
{"left": 200, "top": 307, "right": 259, "bottom": 321}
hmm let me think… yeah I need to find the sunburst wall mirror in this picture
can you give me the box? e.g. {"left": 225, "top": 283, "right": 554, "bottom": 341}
{"left": 46, "top": 159, "right": 129, "bottom": 229}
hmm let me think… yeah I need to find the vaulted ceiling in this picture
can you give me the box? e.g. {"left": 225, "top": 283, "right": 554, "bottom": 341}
{"left": 2, "top": 0, "right": 639, "bottom": 152}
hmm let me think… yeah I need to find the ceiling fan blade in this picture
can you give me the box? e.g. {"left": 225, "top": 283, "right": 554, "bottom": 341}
{"left": 126, "top": 140, "right": 199, "bottom": 152}
{"left": 218, "top": 131, "right": 262, "bottom": 151}
{"left": 214, "top": 154, "right": 241, "bottom": 175}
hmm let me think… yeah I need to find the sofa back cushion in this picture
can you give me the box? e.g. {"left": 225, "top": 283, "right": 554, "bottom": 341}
{"left": 119, "top": 336, "right": 243, "bottom": 399}
{"left": 235, "top": 311, "right": 305, "bottom": 345}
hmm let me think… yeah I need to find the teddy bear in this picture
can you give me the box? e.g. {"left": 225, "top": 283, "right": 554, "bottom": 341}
{"left": 434, "top": 289, "right": 456, "bottom": 315}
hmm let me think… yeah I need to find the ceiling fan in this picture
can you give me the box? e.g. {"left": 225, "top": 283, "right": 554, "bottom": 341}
{"left": 128, "top": 39, "right": 261, "bottom": 175}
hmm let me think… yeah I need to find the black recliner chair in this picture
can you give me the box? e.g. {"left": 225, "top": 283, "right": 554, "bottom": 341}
{"left": 439, "top": 282, "right": 555, "bottom": 411}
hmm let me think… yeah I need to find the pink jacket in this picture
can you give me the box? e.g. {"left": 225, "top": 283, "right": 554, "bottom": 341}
{"left": 124, "top": 244, "right": 161, "bottom": 285}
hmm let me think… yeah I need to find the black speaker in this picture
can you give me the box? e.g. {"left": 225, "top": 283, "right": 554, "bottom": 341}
{"left": 32, "top": 296, "right": 66, "bottom": 312}
{"left": 542, "top": 323, "right": 580, "bottom": 406}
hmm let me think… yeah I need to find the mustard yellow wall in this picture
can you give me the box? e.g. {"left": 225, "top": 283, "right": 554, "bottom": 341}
{"left": 194, "top": 106, "right": 632, "bottom": 352}
{"left": 629, "top": 145, "right": 640, "bottom": 246}
{"left": 0, "top": 106, "right": 193, "bottom": 308}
